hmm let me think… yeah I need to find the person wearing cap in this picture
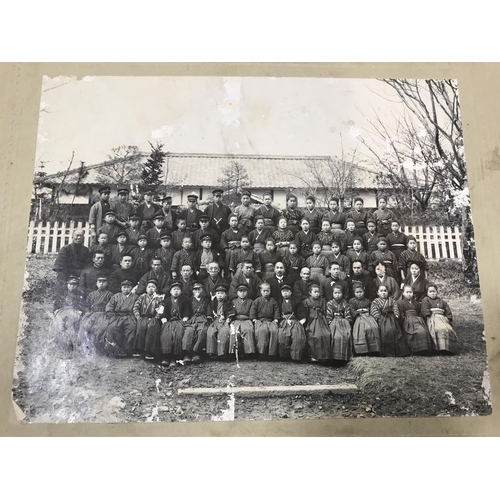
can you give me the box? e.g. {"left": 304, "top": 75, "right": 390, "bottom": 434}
{"left": 112, "top": 187, "right": 134, "bottom": 229}
{"left": 52, "top": 229, "right": 91, "bottom": 294}
{"left": 248, "top": 215, "right": 273, "bottom": 254}
{"left": 51, "top": 275, "right": 86, "bottom": 351}
{"left": 109, "top": 254, "right": 140, "bottom": 294}
{"left": 126, "top": 213, "right": 143, "bottom": 247}
{"left": 231, "top": 283, "right": 255, "bottom": 356}
{"left": 234, "top": 190, "right": 256, "bottom": 235}
{"left": 103, "top": 279, "right": 139, "bottom": 357}
{"left": 153, "top": 232, "right": 175, "bottom": 275}
{"left": 254, "top": 191, "right": 281, "bottom": 234}
{"left": 178, "top": 192, "right": 204, "bottom": 234}
{"left": 79, "top": 274, "right": 114, "bottom": 351}
{"left": 228, "top": 260, "right": 262, "bottom": 301}
{"left": 398, "top": 235, "right": 428, "bottom": 282}
{"left": 159, "top": 280, "right": 191, "bottom": 367}
{"left": 183, "top": 282, "right": 212, "bottom": 363}
{"left": 345, "top": 196, "right": 370, "bottom": 237}
{"left": 250, "top": 282, "right": 280, "bottom": 358}
{"left": 89, "top": 186, "right": 112, "bottom": 241}
{"left": 277, "top": 282, "right": 307, "bottom": 361}
{"left": 192, "top": 214, "right": 220, "bottom": 251}
{"left": 193, "top": 233, "right": 223, "bottom": 281}
{"left": 109, "top": 230, "right": 134, "bottom": 269}
{"left": 130, "top": 234, "right": 154, "bottom": 276}
{"left": 98, "top": 210, "right": 121, "bottom": 245}
{"left": 132, "top": 278, "right": 164, "bottom": 360}
{"left": 266, "top": 261, "right": 294, "bottom": 302}
{"left": 136, "top": 257, "right": 170, "bottom": 295}
{"left": 303, "top": 195, "right": 322, "bottom": 235}
{"left": 79, "top": 250, "right": 111, "bottom": 297}
{"left": 159, "top": 194, "right": 177, "bottom": 232}
{"left": 204, "top": 189, "right": 231, "bottom": 237}
{"left": 137, "top": 191, "right": 160, "bottom": 232}
{"left": 146, "top": 212, "right": 166, "bottom": 250}
{"left": 282, "top": 193, "right": 304, "bottom": 235}
{"left": 206, "top": 284, "right": 236, "bottom": 358}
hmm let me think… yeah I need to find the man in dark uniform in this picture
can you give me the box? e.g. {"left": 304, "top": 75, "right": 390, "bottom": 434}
{"left": 159, "top": 194, "right": 178, "bottom": 233}
{"left": 112, "top": 187, "right": 134, "bottom": 229}
{"left": 192, "top": 214, "right": 220, "bottom": 251}
{"left": 179, "top": 192, "right": 204, "bottom": 234}
{"left": 79, "top": 250, "right": 111, "bottom": 297}
{"left": 204, "top": 188, "right": 232, "bottom": 237}
{"left": 89, "top": 185, "right": 111, "bottom": 243}
{"left": 266, "top": 261, "right": 294, "bottom": 302}
{"left": 347, "top": 259, "right": 377, "bottom": 300}
{"left": 137, "top": 190, "right": 160, "bottom": 232}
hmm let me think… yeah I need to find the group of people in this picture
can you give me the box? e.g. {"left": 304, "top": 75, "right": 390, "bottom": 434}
{"left": 50, "top": 186, "right": 458, "bottom": 367}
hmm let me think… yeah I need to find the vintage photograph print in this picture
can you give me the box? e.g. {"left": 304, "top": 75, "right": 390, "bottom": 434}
{"left": 13, "top": 76, "right": 490, "bottom": 423}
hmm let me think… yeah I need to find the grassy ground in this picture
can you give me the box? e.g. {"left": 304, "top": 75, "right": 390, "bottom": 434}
{"left": 12, "top": 254, "right": 491, "bottom": 423}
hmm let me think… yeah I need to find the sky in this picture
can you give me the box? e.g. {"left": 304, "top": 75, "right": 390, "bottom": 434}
{"left": 35, "top": 76, "right": 412, "bottom": 175}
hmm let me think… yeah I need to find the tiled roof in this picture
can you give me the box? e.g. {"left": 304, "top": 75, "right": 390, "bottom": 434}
{"left": 43, "top": 153, "right": 376, "bottom": 189}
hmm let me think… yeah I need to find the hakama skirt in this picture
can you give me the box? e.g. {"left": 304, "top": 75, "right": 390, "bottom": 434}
{"left": 134, "top": 316, "right": 161, "bottom": 356}
{"left": 427, "top": 310, "right": 458, "bottom": 354}
{"left": 51, "top": 307, "right": 83, "bottom": 350}
{"left": 329, "top": 317, "right": 353, "bottom": 361}
{"left": 306, "top": 313, "right": 332, "bottom": 361}
{"left": 403, "top": 312, "right": 433, "bottom": 353}
{"left": 79, "top": 311, "right": 109, "bottom": 348}
{"left": 104, "top": 313, "right": 137, "bottom": 356}
{"left": 183, "top": 315, "right": 208, "bottom": 355}
{"left": 378, "top": 314, "right": 410, "bottom": 357}
{"left": 352, "top": 312, "right": 381, "bottom": 354}
{"left": 206, "top": 320, "right": 231, "bottom": 356}
{"left": 160, "top": 319, "right": 184, "bottom": 357}
{"left": 254, "top": 319, "right": 279, "bottom": 356}
{"left": 231, "top": 319, "right": 255, "bottom": 354}
{"left": 278, "top": 318, "right": 307, "bottom": 361}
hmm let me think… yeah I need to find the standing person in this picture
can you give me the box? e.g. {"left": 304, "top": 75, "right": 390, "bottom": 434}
{"left": 386, "top": 220, "right": 408, "bottom": 265}
{"left": 399, "top": 236, "right": 428, "bottom": 281}
{"left": 79, "top": 251, "right": 110, "bottom": 297}
{"left": 220, "top": 214, "right": 246, "bottom": 276}
{"left": 146, "top": 213, "right": 166, "bottom": 250}
{"left": 272, "top": 216, "right": 295, "bottom": 257}
{"left": 348, "top": 283, "right": 381, "bottom": 355}
{"left": 303, "top": 195, "right": 322, "bottom": 234}
{"left": 171, "top": 236, "right": 195, "bottom": 280}
{"left": 363, "top": 219, "right": 381, "bottom": 255}
{"left": 369, "top": 237, "right": 398, "bottom": 280}
{"left": 343, "top": 219, "right": 358, "bottom": 251}
{"left": 282, "top": 193, "right": 304, "bottom": 235}
{"left": 228, "top": 235, "right": 260, "bottom": 278}
{"left": 193, "top": 234, "right": 223, "bottom": 281}
{"left": 89, "top": 185, "right": 111, "bottom": 243}
{"left": 204, "top": 189, "right": 232, "bottom": 237}
{"left": 234, "top": 190, "right": 256, "bottom": 234}
{"left": 130, "top": 234, "right": 153, "bottom": 276}
{"left": 52, "top": 229, "right": 90, "bottom": 293}
{"left": 179, "top": 192, "right": 204, "bottom": 234}
{"left": 192, "top": 215, "right": 221, "bottom": 252}
{"left": 159, "top": 194, "right": 178, "bottom": 233}
{"left": 403, "top": 261, "right": 430, "bottom": 302}
{"left": 329, "top": 240, "right": 351, "bottom": 279}
{"left": 324, "top": 196, "right": 346, "bottom": 241}
{"left": 421, "top": 283, "right": 458, "bottom": 354}
{"left": 137, "top": 190, "right": 160, "bottom": 231}
{"left": 282, "top": 241, "right": 305, "bottom": 285}
{"left": 255, "top": 192, "right": 281, "bottom": 234}
{"left": 126, "top": 213, "right": 143, "bottom": 247}
{"left": 295, "top": 218, "right": 315, "bottom": 259}
{"left": 154, "top": 232, "right": 176, "bottom": 275}
{"left": 370, "top": 284, "right": 410, "bottom": 357}
{"left": 98, "top": 210, "right": 121, "bottom": 245}
{"left": 259, "top": 238, "right": 280, "bottom": 281}
{"left": 326, "top": 284, "right": 353, "bottom": 362}
{"left": 371, "top": 196, "right": 395, "bottom": 237}
{"left": 346, "top": 237, "right": 371, "bottom": 272}
{"left": 248, "top": 216, "right": 272, "bottom": 254}
{"left": 206, "top": 284, "right": 235, "bottom": 359}
{"left": 345, "top": 197, "right": 370, "bottom": 236}
{"left": 109, "top": 231, "right": 134, "bottom": 269}
{"left": 250, "top": 282, "right": 280, "bottom": 358}
{"left": 229, "top": 260, "right": 262, "bottom": 300}
{"left": 89, "top": 232, "right": 112, "bottom": 269}
{"left": 112, "top": 187, "right": 134, "bottom": 229}
{"left": 278, "top": 283, "right": 307, "bottom": 361}
{"left": 397, "top": 285, "right": 433, "bottom": 355}
{"left": 231, "top": 284, "right": 256, "bottom": 356}
{"left": 132, "top": 279, "right": 163, "bottom": 360}
{"left": 172, "top": 218, "right": 189, "bottom": 251}
{"left": 103, "top": 279, "right": 138, "bottom": 357}
{"left": 317, "top": 219, "right": 335, "bottom": 262}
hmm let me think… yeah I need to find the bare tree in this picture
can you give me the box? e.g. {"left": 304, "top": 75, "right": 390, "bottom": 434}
{"left": 217, "top": 160, "right": 251, "bottom": 206}
{"left": 96, "top": 145, "right": 144, "bottom": 184}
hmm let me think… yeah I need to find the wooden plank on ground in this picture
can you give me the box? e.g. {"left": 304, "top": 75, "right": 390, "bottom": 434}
{"left": 178, "top": 384, "right": 359, "bottom": 397}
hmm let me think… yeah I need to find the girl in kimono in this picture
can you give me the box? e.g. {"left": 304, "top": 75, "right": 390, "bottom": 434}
{"left": 348, "top": 283, "right": 381, "bottom": 355}
{"left": 326, "top": 284, "right": 353, "bottom": 362}
{"left": 183, "top": 282, "right": 212, "bottom": 363}
{"left": 229, "top": 235, "right": 260, "bottom": 278}
{"left": 344, "top": 219, "right": 357, "bottom": 251}
{"left": 103, "top": 279, "right": 138, "bottom": 357}
{"left": 298, "top": 283, "right": 331, "bottom": 362}
{"left": 295, "top": 218, "right": 316, "bottom": 259}
{"left": 231, "top": 284, "right": 256, "bottom": 355}
{"left": 398, "top": 235, "right": 428, "bottom": 281}
{"left": 278, "top": 283, "right": 306, "bottom": 361}
{"left": 369, "top": 237, "right": 398, "bottom": 280}
{"left": 421, "top": 283, "right": 458, "bottom": 354}
{"left": 160, "top": 281, "right": 191, "bottom": 367}
{"left": 330, "top": 240, "right": 351, "bottom": 279}
{"left": 403, "top": 261, "right": 430, "bottom": 302}
{"left": 51, "top": 276, "right": 86, "bottom": 351}
{"left": 206, "top": 284, "right": 236, "bottom": 358}
{"left": 248, "top": 215, "right": 272, "bottom": 254}
{"left": 303, "top": 195, "right": 322, "bottom": 234}
{"left": 370, "top": 284, "right": 410, "bottom": 357}
{"left": 282, "top": 193, "right": 304, "bottom": 235}
{"left": 317, "top": 219, "right": 335, "bottom": 262}
{"left": 363, "top": 219, "right": 381, "bottom": 255}
{"left": 397, "top": 285, "right": 433, "bottom": 354}
{"left": 255, "top": 192, "right": 281, "bottom": 234}
{"left": 259, "top": 238, "right": 280, "bottom": 281}
{"left": 234, "top": 190, "right": 256, "bottom": 234}
{"left": 272, "top": 216, "right": 295, "bottom": 257}
{"left": 79, "top": 275, "right": 113, "bottom": 352}
{"left": 346, "top": 237, "right": 371, "bottom": 272}
{"left": 250, "top": 282, "right": 280, "bottom": 358}
{"left": 282, "top": 241, "right": 305, "bottom": 284}
{"left": 325, "top": 196, "right": 346, "bottom": 240}
{"left": 373, "top": 260, "right": 401, "bottom": 301}
{"left": 371, "top": 196, "right": 395, "bottom": 237}
{"left": 306, "top": 241, "right": 330, "bottom": 286}
{"left": 132, "top": 278, "right": 163, "bottom": 361}
{"left": 220, "top": 214, "right": 246, "bottom": 274}
{"left": 345, "top": 197, "right": 370, "bottom": 236}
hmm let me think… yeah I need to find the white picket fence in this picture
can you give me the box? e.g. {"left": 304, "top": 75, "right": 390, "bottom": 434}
{"left": 26, "top": 220, "right": 463, "bottom": 260}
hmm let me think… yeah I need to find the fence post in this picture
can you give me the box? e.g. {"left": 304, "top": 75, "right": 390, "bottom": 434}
{"left": 446, "top": 226, "right": 455, "bottom": 258}
{"left": 51, "top": 220, "right": 59, "bottom": 253}
{"left": 34, "top": 221, "right": 43, "bottom": 253}
{"left": 454, "top": 226, "right": 462, "bottom": 259}
{"left": 60, "top": 221, "right": 67, "bottom": 248}
{"left": 27, "top": 220, "right": 35, "bottom": 253}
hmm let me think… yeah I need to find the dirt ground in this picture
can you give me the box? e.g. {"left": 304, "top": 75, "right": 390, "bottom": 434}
{"left": 12, "top": 255, "right": 491, "bottom": 423}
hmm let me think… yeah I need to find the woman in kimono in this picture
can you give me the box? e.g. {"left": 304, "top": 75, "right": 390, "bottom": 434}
{"left": 372, "top": 260, "right": 401, "bottom": 301}
{"left": 370, "top": 283, "right": 410, "bottom": 357}
{"left": 272, "top": 216, "right": 295, "bottom": 257}
{"left": 397, "top": 285, "right": 433, "bottom": 354}
{"left": 220, "top": 214, "right": 246, "bottom": 275}
{"left": 103, "top": 279, "right": 138, "bottom": 357}
{"left": 306, "top": 241, "right": 330, "bottom": 286}
{"left": 132, "top": 278, "right": 163, "bottom": 361}
{"left": 346, "top": 237, "right": 371, "bottom": 272}
{"left": 403, "top": 261, "right": 430, "bottom": 302}
{"left": 345, "top": 197, "right": 370, "bottom": 236}
{"left": 348, "top": 283, "right": 381, "bottom": 355}
{"left": 248, "top": 215, "right": 272, "bottom": 254}
{"left": 51, "top": 276, "right": 86, "bottom": 351}
{"left": 326, "top": 284, "right": 353, "bottom": 362}
{"left": 79, "top": 275, "right": 113, "bottom": 352}
{"left": 259, "top": 238, "right": 280, "bottom": 281}
{"left": 317, "top": 219, "right": 335, "bottom": 262}
{"left": 206, "top": 284, "right": 236, "bottom": 358}
{"left": 234, "top": 190, "right": 256, "bottom": 234}
{"left": 421, "top": 282, "right": 458, "bottom": 354}
{"left": 231, "top": 284, "right": 255, "bottom": 355}
{"left": 160, "top": 281, "right": 191, "bottom": 367}
{"left": 297, "top": 283, "right": 331, "bottom": 362}
{"left": 324, "top": 196, "right": 346, "bottom": 241}
{"left": 254, "top": 192, "right": 281, "bottom": 234}
{"left": 250, "top": 282, "right": 280, "bottom": 357}
{"left": 278, "top": 283, "right": 306, "bottom": 361}
{"left": 282, "top": 193, "right": 304, "bottom": 235}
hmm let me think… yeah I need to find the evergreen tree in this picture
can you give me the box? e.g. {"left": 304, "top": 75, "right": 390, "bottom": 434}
{"left": 142, "top": 141, "right": 167, "bottom": 185}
